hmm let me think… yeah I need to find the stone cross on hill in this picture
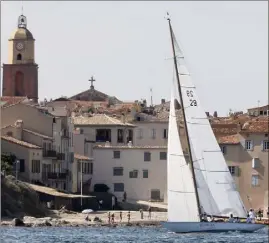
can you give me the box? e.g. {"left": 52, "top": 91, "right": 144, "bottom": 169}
{"left": 89, "top": 76, "right": 96, "bottom": 89}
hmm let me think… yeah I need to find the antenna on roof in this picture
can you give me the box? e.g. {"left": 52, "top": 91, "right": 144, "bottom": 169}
{"left": 150, "top": 88, "right": 153, "bottom": 107}
{"left": 21, "top": 0, "right": 24, "bottom": 15}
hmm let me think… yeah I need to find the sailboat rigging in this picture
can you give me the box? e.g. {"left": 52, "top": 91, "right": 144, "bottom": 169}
{"left": 161, "top": 14, "right": 265, "bottom": 233}
{"left": 167, "top": 14, "right": 202, "bottom": 221}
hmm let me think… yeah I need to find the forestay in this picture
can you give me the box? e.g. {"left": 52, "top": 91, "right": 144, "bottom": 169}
{"left": 171, "top": 28, "right": 247, "bottom": 218}
{"left": 167, "top": 78, "right": 200, "bottom": 222}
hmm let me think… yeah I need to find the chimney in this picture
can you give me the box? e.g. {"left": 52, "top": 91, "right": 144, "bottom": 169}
{"left": 14, "top": 120, "right": 23, "bottom": 140}
{"left": 237, "top": 122, "right": 242, "bottom": 132}
{"left": 161, "top": 99, "right": 165, "bottom": 104}
{"left": 213, "top": 111, "right": 218, "bottom": 118}
{"left": 205, "top": 112, "right": 210, "bottom": 117}
{"left": 121, "top": 113, "right": 126, "bottom": 124}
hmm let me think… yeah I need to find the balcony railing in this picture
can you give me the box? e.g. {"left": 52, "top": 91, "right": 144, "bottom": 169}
{"left": 57, "top": 153, "right": 65, "bottom": 160}
{"left": 47, "top": 172, "right": 67, "bottom": 180}
{"left": 43, "top": 150, "right": 57, "bottom": 158}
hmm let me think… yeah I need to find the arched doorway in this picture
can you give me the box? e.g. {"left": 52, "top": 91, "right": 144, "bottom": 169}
{"left": 14, "top": 71, "right": 24, "bottom": 96}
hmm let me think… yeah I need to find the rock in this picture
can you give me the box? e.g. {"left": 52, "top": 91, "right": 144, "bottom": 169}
{"left": 12, "top": 218, "right": 25, "bottom": 227}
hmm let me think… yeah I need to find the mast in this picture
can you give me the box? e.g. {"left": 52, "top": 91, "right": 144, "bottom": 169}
{"left": 167, "top": 15, "right": 202, "bottom": 221}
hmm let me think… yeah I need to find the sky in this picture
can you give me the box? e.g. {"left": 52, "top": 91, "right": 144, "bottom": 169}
{"left": 1, "top": 1, "right": 268, "bottom": 116}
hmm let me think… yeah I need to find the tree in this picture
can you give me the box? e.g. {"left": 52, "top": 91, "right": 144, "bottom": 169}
{"left": 1, "top": 153, "right": 16, "bottom": 175}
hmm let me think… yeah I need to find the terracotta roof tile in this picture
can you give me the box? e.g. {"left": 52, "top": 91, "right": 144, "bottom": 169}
{"left": 23, "top": 129, "right": 53, "bottom": 140}
{"left": 217, "top": 134, "right": 240, "bottom": 144}
{"left": 74, "top": 154, "right": 93, "bottom": 160}
{"left": 0, "top": 96, "right": 28, "bottom": 108}
{"left": 1, "top": 136, "right": 42, "bottom": 149}
{"left": 72, "top": 114, "right": 135, "bottom": 126}
{"left": 240, "top": 119, "right": 269, "bottom": 133}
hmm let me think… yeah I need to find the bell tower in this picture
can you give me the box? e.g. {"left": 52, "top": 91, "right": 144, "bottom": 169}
{"left": 2, "top": 14, "right": 38, "bottom": 102}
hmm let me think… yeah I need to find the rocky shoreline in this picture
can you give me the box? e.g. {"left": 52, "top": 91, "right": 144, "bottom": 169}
{"left": 0, "top": 210, "right": 167, "bottom": 228}
{"left": 1, "top": 216, "right": 162, "bottom": 228}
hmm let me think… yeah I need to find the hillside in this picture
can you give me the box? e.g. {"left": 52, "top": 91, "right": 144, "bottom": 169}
{"left": 1, "top": 175, "right": 49, "bottom": 218}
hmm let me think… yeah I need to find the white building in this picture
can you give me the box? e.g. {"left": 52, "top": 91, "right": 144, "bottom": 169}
{"left": 93, "top": 143, "right": 167, "bottom": 203}
{"left": 133, "top": 121, "right": 168, "bottom": 146}
{"left": 72, "top": 114, "right": 136, "bottom": 158}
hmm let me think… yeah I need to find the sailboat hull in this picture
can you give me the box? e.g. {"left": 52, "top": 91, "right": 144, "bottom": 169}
{"left": 161, "top": 221, "right": 265, "bottom": 233}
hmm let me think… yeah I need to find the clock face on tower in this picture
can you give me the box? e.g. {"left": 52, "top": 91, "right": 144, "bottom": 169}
{"left": 16, "top": 42, "right": 24, "bottom": 51}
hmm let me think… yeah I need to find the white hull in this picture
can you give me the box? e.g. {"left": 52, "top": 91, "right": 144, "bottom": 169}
{"left": 161, "top": 221, "right": 265, "bottom": 233}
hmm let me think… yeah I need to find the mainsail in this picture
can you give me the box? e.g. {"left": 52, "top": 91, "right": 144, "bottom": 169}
{"left": 169, "top": 24, "right": 247, "bottom": 218}
{"left": 167, "top": 80, "right": 200, "bottom": 222}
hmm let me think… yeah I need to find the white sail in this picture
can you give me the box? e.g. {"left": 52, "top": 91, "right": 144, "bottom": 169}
{"left": 171, "top": 28, "right": 247, "bottom": 218}
{"left": 167, "top": 80, "right": 200, "bottom": 222}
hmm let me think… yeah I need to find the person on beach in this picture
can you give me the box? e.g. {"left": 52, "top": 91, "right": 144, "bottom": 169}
{"left": 127, "top": 211, "right": 131, "bottom": 223}
{"left": 148, "top": 207, "right": 152, "bottom": 219}
{"left": 111, "top": 213, "right": 115, "bottom": 224}
{"left": 119, "top": 211, "right": 122, "bottom": 222}
{"left": 139, "top": 209, "right": 144, "bottom": 219}
{"left": 108, "top": 212, "right": 111, "bottom": 224}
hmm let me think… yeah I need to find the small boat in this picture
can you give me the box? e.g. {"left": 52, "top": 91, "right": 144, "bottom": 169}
{"left": 82, "top": 209, "right": 94, "bottom": 214}
{"left": 161, "top": 13, "right": 265, "bottom": 234}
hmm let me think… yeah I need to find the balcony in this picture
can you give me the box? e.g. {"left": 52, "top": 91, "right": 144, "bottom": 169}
{"left": 43, "top": 150, "right": 57, "bottom": 158}
{"left": 57, "top": 153, "right": 65, "bottom": 161}
{"left": 47, "top": 172, "right": 67, "bottom": 180}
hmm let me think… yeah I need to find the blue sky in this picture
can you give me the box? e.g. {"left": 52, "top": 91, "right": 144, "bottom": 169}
{"left": 1, "top": 1, "right": 268, "bottom": 115}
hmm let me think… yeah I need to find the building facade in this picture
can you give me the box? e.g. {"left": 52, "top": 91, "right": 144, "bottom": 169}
{"left": 1, "top": 102, "right": 74, "bottom": 191}
{"left": 93, "top": 144, "right": 167, "bottom": 203}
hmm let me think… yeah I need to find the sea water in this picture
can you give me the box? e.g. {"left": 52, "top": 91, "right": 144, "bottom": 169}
{"left": 0, "top": 226, "right": 268, "bottom": 243}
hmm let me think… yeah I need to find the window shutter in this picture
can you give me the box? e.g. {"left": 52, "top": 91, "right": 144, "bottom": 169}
{"left": 234, "top": 166, "right": 239, "bottom": 176}
{"left": 250, "top": 140, "right": 254, "bottom": 150}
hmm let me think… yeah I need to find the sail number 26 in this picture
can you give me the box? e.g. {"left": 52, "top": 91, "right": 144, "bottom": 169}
{"left": 186, "top": 90, "right": 197, "bottom": 106}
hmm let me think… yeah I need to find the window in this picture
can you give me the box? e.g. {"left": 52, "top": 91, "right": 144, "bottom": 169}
{"left": 151, "top": 129, "right": 156, "bottom": 139}
{"left": 263, "top": 140, "right": 269, "bottom": 151}
{"left": 114, "top": 183, "right": 124, "bottom": 192}
{"left": 245, "top": 140, "right": 253, "bottom": 150}
{"left": 19, "top": 159, "right": 25, "bottom": 172}
{"left": 143, "top": 170, "right": 148, "bottom": 178}
{"left": 251, "top": 175, "right": 259, "bottom": 187}
{"left": 144, "top": 152, "right": 151, "bottom": 162}
{"left": 6, "top": 131, "right": 13, "bottom": 136}
{"left": 252, "top": 158, "right": 259, "bottom": 169}
{"left": 113, "top": 151, "right": 121, "bottom": 159}
{"left": 220, "top": 145, "right": 227, "bottom": 154}
{"left": 81, "top": 162, "right": 93, "bottom": 174}
{"left": 129, "top": 170, "right": 138, "bottom": 178}
{"left": 163, "top": 129, "right": 168, "bottom": 139}
{"left": 151, "top": 189, "right": 161, "bottom": 200}
{"left": 117, "top": 129, "right": 124, "bottom": 143}
{"left": 113, "top": 167, "right": 123, "bottom": 176}
{"left": 137, "top": 129, "right": 143, "bottom": 139}
{"left": 96, "top": 129, "right": 111, "bottom": 142}
{"left": 17, "top": 53, "right": 22, "bottom": 60}
{"left": 127, "top": 129, "right": 133, "bottom": 143}
{"left": 228, "top": 166, "right": 236, "bottom": 176}
{"left": 32, "top": 160, "right": 40, "bottom": 173}
{"left": 160, "top": 152, "right": 167, "bottom": 160}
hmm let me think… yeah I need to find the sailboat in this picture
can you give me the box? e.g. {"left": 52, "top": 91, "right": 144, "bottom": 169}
{"left": 161, "top": 14, "right": 265, "bottom": 233}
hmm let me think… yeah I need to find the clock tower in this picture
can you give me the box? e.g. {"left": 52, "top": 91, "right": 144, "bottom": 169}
{"left": 2, "top": 14, "right": 38, "bottom": 102}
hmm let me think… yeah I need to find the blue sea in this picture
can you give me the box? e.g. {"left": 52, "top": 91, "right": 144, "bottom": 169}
{"left": 0, "top": 226, "right": 268, "bottom": 243}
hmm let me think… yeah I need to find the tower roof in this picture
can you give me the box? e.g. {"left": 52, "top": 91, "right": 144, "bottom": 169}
{"left": 9, "top": 14, "right": 34, "bottom": 40}
{"left": 9, "top": 28, "right": 34, "bottom": 40}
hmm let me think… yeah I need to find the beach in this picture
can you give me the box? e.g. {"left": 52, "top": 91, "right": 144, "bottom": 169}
{"left": 0, "top": 210, "right": 168, "bottom": 227}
